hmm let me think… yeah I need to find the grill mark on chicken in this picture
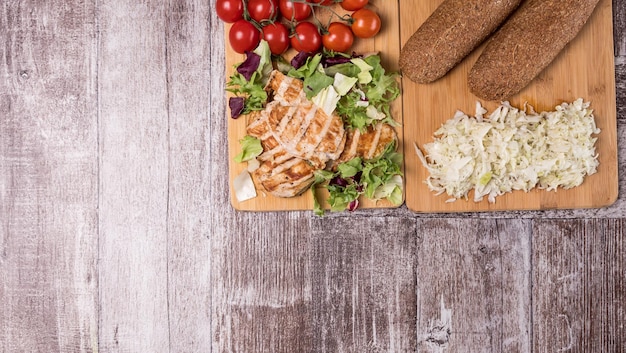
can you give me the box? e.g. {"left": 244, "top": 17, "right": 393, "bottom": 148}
{"left": 366, "top": 123, "right": 383, "bottom": 159}
{"left": 332, "top": 123, "right": 398, "bottom": 168}
{"left": 280, "top": 102, "right": 313, "bottom": 144}
{"left": 281, "top": 101, "right": 318, "bottom": 151}
{"left": 246, "top": 110, "right": 277, "bottom": 151}
{"left": 307, "top": 111, "right": 345, "bottom": 159}
{"left": 258, "top": 146, "right": 292, "bottom": 166}
{"left": 246, "top": 112, "right": 270, "bottom": 142}
{"left": 268, "top": 102, "right": 298, "bottom": 137}
{"left": 253, "top": 156, "right": 316, "bottom": 198}
{"left": 269, "top": 72, "right": 303, "bottom": 104}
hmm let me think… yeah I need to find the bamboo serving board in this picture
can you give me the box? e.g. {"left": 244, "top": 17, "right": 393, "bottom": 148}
{"left": 401, "top": 0, "right": 618, "bottom": 212}
{"left": 225, "top": 2, "right": 404, "bottom": 211}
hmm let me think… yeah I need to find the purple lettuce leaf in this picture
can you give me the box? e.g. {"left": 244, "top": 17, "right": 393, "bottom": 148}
{"left": 236, "top": 51, "right": 261, "bottom": 81}
{"left": 229, "top": 97, "right": 245, "bottom": 119}
{"left": 290, "top": 51, "right": 312, "bottom": 70}
{"left": 330, "top": 176, "right": 348, "bottom": 188}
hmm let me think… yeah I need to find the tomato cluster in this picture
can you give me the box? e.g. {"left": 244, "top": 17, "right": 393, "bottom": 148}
{"left": 216, "top": 0, "right": 382, "bottom": 55}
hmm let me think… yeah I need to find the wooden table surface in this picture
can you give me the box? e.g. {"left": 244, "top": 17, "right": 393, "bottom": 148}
{"left": 1, "top": 1, "right": 625, "bottom": 352}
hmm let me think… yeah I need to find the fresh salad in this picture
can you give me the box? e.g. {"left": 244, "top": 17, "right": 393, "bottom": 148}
{"left": 228, "top": 40, "right": 403, "bottom": 215}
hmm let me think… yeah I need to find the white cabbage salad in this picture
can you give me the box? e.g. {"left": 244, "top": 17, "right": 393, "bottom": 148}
{"left": 414, "top": 98, "right": 600, "bottom": 203}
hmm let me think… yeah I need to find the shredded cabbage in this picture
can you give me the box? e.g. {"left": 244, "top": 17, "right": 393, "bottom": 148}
{"left": 415, "top": 99, "right": 600, "bottom": 203}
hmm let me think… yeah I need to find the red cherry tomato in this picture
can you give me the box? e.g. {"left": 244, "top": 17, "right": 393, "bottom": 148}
{"left": 216, "top": 0, "right": 244, "bottom": 23}
{"left": 247, "top": 0, "right": 280, "bottom": 23}
{"left": 340, "top": 0, "right": 368, "bottom": 11}
{"left": 263, "top": 23, "right": 290, "bottom": 55}
{"left": 322, "top": 22, "right": 354, "bottom": 53}
{"left": 229, "top": 19, "right": 261, "bottom": 53}
{"left": 279, "top": 0, "right": 312, "bottom": 21}
{"left": 290, "top": 21, "right": 322, "bottom": 53}
{"left": 350, "top": 8, "right": 381, "bottom": 38}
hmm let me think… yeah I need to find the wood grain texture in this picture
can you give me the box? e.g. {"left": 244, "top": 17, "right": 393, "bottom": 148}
{"left": 415, "top": 219, "right": 532, "bottom": 353}
{"left": 0, "top": 0, "right": 625, "bottom": 352}
{"left": 532, "top": 219, "right": 626, "bottom": 353}
{"left": 211, "top": 213, "right": 313, "bottom": 352}
{"left": 165, "top": 0, "right": 213, "bottom": 351}
{"left": 210, "top": 6, "right": 314, "bottom": 351}
{"left": 617, "top": 57, "right": 626, "bottom": 122}
{"left": 615, "top": 0, "right": 626, "bottom": 56}
{"left": 0, "top": 1, "right": 99, "bottom": 352}
{"left": 311, "top": 216, "right": 417, "bottom": 353}
{"left": 97, "top": 1, "right": 170, "bottom": 351}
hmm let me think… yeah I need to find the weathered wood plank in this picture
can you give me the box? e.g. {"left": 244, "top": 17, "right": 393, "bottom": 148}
{"left": 97, "top": 1, "right": 170, "bottom": 351}
{"left": 0, "top": 1, "right": 99, "bottom": 352}
{"left": 617, "top": 57, "right": 625, "bottom": 122}
{"left": 415, "top": 219, "right": 532, "bottom": 353}
{"left": 164, "top": 0, "right": 213, "bottom": 351}
{"left": 208, "top": 3, "right": 316, "bottom": 351}
{"left": 211, "top": 212, "right": 314, "bottom": 352}
{"left": 207, "top": 0, "right": 230, "bottom": 210}
{"left": 0, "top": 0, "right": 622, "bottom": 352}
{"left": 532, "top": 219, "right": 626, "bottom": 353}
{"left": 310, "top": 216, "right": 417, "bottom": 353}
{"left": 615, "top": 0, "right": 626, "bottom": 56}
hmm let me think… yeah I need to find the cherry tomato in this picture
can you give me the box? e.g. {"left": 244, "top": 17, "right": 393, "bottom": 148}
{"left": 322, "top": 22, "right": 354, "bottom": 52}
{"left": 216, "top": 0, "right": 244, "bottom": 23}
{"left": 350, "top": 8, "right": 381, "bottom": 38}
{"left": 290, "top": 21, "right": 322, "bottom": 53}
{"left": 307, "top": 0, "right": 334, "bottom": 6}
{"left": 279, "top": 0, "right": 312, "bottom": 21}
{"left": 247, "top": 0, "right": 280, "bottom": 23}
{"left": 340, "top": 0, "right": 368, "bottom": 11}
{"left": 263, "top": 23, "right": 290, "bottom": 55}
{"left": 229, "top": 19, "right": 261, "bottom": 54}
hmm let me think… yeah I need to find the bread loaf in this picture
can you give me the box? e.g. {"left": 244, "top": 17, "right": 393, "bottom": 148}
{"left": 399, "top": 0, "right": 521, "bottom": 84}
{"left": 468, "top": 0, "right": 602, "bottom": 101}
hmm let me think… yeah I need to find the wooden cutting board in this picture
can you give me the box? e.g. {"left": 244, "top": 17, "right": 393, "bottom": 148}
{"left": 225, "top": 2, "right": 404, "bottom": 211}
{"left": 226, "top": 0, "right": 618, "bottom": 213}
{"left": 401, "top": 0, "right": 618, "bottom": 212}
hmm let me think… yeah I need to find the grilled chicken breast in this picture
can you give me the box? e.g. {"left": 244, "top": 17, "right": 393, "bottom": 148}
{"left": 244, "top": 71, "right": 349, "bottom": 198}
{"left": 252, "top": 157, "right": 317, "bottom": 198}
{"left": 244, "top": 71, "right": 397, "bottom": 198}
{"left": 333, "top": 122, "right": 398, "bottom": 167}
{"left": 246, "top": 104, "right": 317, "bottom": 198}
{"left": 264, "top": 71, "right": 346, "bottom": 169}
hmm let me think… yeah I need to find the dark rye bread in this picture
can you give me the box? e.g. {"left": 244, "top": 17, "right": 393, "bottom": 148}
{"left": 468, "top": 0, "right": 602, "bottom": 101}
{"left": 399, "top": 0, "right": 521, "bottom": 84}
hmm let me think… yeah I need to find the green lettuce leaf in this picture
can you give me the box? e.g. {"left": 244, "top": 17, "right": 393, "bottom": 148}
{"left": 326, "top": 183, "right": 360, "bottom": 212}
{"left": 288, "top": 54, "right": 334, "bottom": 99}
{"left": 226, "top": 40, "right": 273, "bottom": 116}
{"left": 313, "top": 141, "right": 403, "bottom": 215}
{"left": 337, "top": 157, "right": 362, "bottom": 178}
{"left": 312, "top": 170, "right": 335, "bottom": 216}
{"left": 361, "top": 143, "right": 403, "bottom": 200}
{"left": 234, "top": 135, "right": 263, "bottom": 163}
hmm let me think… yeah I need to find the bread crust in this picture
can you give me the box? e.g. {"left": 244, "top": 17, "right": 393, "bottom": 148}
{"left": 468, "top": 0, "right": 601, "bottom": 101}
{"left": 399, "top": 0, "right": 521, "bottom": 84}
